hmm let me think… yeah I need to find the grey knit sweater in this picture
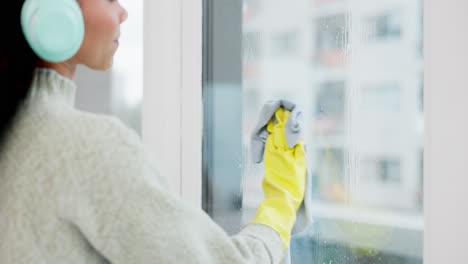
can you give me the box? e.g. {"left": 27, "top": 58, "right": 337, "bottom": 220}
{"left": 0, "top": 68, "right": 284, "bottom": 264}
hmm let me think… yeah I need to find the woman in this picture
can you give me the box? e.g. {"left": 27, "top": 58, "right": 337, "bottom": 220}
{"left": 0, "top": 0, "right": 306, "bottom": 263}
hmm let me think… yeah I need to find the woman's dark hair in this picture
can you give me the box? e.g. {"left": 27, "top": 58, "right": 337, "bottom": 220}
{"left": 0, "top": 1, "right": 41, "bottom": 149}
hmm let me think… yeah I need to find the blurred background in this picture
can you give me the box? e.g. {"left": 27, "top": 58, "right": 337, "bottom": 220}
{"left": 74, "top": 0, "right": 142, "bottom": 136}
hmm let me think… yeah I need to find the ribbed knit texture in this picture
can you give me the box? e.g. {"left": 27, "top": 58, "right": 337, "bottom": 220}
{"left": 0, "top": 68, "right": 284, "bottom": 264}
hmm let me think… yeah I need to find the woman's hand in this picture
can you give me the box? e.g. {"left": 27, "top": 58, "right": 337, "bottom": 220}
{"left": 250, "top": 107, "right": 307, "bottom": 249}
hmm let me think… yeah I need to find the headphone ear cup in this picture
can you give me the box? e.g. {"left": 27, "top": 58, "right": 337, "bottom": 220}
{"left": 21, "top": 0, "right": 84, "bottom": 62}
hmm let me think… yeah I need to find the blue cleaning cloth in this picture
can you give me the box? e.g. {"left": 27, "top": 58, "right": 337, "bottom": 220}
{"left": 251, "top": 99, "right": 304, "bottom": 163}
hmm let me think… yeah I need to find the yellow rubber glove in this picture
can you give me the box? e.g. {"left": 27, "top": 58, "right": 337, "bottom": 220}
{"left": 250, "top": 107, "right": 307, "bottom": 249}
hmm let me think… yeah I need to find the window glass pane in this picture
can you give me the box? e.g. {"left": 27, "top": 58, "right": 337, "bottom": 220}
{"left": 111, "top": 0, "right": 142, "bottom": 134}
{"left": 203, "top": 0, "right": 423, "bottom": 263}
{"left": 75, "top": 0, "right": 142, "bottom": 134}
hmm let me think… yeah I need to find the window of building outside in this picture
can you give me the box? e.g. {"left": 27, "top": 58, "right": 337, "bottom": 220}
{"left": 272, "top": 32, "right": 299, "bottom": 56}
{"left": 365, "top": 11, "right": 402, "bottom": 41}
{"left": 203, "top": 0, "right": 423, "bottom": 263}
{"left": 315, "top": 13, "right": 349, "bottom": 67}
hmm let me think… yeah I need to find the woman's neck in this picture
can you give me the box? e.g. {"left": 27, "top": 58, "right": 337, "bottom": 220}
{"left": 37, "top": 60, "right": 77, "bottom": 80}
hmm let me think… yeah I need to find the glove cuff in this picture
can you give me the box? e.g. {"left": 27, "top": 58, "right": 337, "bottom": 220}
{"left": 250, "top": 199, "right": 297, "bottom": 249}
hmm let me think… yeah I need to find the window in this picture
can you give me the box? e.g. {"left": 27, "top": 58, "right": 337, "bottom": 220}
{"left": 110, "top": 0, "right": 143, "bottom": 134}
{"left": 272, "top": 31, "right": 298, "bottom": 56}
{"left": 203, "top": 0, "right": 423, "bottom": 262}
{"left": 316, "top": 14, "right": 348, "bottom": 52}
{"left": 315, "top": 81, "right": 345, "bottom": 117}
{"left": 314, "top": 148, "right": 345, "bottom": 202}
{"left": 379, "top": 159, "right": 401, "bottom": 183}
{"left": 243, "top": 0, "right": 261, "bottom": 20}
{"left": 76, "top": 0, "right": 142, "bottom": 134}
{"left": 145, "top": 1, "right": 468, "bottom": 262}
{"left": 243, "top": 31, "right": 262, "bottom": 62}
{"left": 314, "top": 13, "right": 349, "bottom": 67}
{"left": 313, "top": 81, "right": 345, "bottom": 135}
{"left": 365, "top": 11, "right": 402, "bottom": 41}
{"left": 362, "top": 157, "right": 401, "bottom": 185}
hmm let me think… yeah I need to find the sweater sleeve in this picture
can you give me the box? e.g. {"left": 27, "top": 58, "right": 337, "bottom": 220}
{"left": 62, "top": 116, "right": 285, "bottom": 264}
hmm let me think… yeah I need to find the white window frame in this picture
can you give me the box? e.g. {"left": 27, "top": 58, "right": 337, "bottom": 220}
{"left": 142, "top": 0, "right": 468, "bottom": 262}
{"left": 142, "top": 0, "right": 202, "bottom": 208}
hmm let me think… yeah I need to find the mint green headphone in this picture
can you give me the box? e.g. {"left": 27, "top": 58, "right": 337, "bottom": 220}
{"left": 21, "top": 0, "right": 84, "bottom": 62}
